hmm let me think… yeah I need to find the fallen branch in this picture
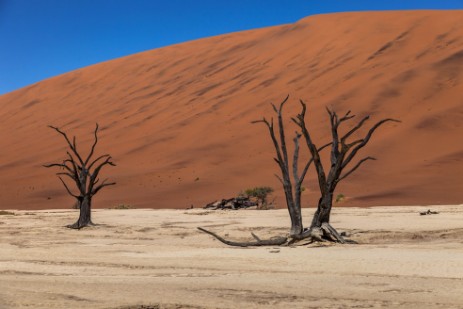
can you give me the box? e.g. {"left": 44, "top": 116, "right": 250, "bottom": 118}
{"left": 420, "top": 209, "right": 439, "bottom": 216}
{"left": 197, "top": 225, "right": 357, "bottom": 247}
{"left": 197, "top": 227, "right": 288, "bottom": 247}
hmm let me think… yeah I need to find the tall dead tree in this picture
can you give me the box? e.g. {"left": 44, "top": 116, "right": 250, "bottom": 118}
{"left": 293, "top": 100, "right": 400, "bottom": 242}
{"left": 44, "top": 124, "right": 116, "bottom": 229}
{"left": 198, "top": 95, "right": 330, "bottom": 245}
{"left": 198, "top": 96, "right": 399, "bottom": 246}
{"left": 251, "top": 95, "right": 330, "bottom": 238}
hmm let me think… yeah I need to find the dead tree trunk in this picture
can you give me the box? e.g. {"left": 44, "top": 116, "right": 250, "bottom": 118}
{"left": 73, "top": 195, "right": 92, "bottom": 228}
{"left": 44, "top": 124, "right": 116, "bottom": 229}
{"left": 251, "top": 95, "right": 329, "bottom": 238}
{"left": 294, "top": 102, "right": 400, "bottom": 242}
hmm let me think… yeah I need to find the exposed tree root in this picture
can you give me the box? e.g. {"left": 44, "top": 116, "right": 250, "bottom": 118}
{"left": 197, "top": 224, "right": 357, "bottom": 247}
{"left": 321, "top": 222, "right": 345, "bottom": 243}
{"left": 66, "top": 220, "right": 94, "bottom": 230}
{"left": 66, "top": 223, "right": 83, "bottom": 229}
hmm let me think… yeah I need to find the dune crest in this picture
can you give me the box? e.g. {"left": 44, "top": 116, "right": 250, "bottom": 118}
{"left": 1, "top": 10, "right": 463, "bottom": 209}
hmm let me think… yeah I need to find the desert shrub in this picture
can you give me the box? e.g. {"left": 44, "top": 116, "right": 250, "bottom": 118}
{"left": 243, "top": 186, "right": 274, "bottom": 208}
{"left": 335, "top": 193, "right": 345, "bottom": 203}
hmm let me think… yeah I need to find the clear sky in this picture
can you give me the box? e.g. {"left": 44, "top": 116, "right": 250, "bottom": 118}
{"left": 1, "top": 0, "right": 463, "bottom": 95}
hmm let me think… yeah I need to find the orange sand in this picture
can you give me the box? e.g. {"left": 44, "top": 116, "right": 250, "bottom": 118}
{"left": 0, "top": 11, "right": 462, "bottom": 209}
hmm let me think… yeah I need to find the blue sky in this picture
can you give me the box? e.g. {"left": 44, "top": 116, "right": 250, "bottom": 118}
{"left": 1, "top": 0, "right": 463, "bottom": 95}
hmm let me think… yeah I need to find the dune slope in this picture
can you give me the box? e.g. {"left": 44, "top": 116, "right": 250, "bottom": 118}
{"left": 1, "top": 10, "right": 463, "bottom": 209}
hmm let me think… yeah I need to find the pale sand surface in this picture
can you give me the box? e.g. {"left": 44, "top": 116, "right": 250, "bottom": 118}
{"left": 1, "top": 205, "right": 463, "bottom": 308}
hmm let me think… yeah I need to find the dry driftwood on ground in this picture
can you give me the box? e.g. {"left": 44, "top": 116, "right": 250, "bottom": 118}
{"left": 420, "top": 209, "right": 439, "bottom": 215}
{"left": 203, "top": 196, "right": 257, "bottom": 210}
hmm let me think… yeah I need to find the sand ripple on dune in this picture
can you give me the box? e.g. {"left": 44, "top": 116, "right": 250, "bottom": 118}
{"left": 1, "top": 11, "right": 463, "bottom": 209}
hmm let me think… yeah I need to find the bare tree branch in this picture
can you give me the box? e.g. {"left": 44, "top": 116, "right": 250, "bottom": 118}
{"left": 327, "top": 108, "right": 340, "bottom": 164}
{"left": 274, "top": 173, "right": 284, "bottom": 185}
{"left": 92, "top": 179, "right": 116, "bottom": 195}
{"left": 58, "top": 177, "right": 79, "bottom": 199}
{"left": 292, "top": 132, "right": 302, "bottom": 183}
{"left": 85, "top": 123, "right": 99, "bottom": 165}
{"left": 298, "top": 142, "right": 332, "bottom": 187}
{"left": 48, "top": 125, "right": 84, "bottom": 166}
{"left": 250, "top": 117, "right": 270, "bottom": 127}
{"left": 56, "top": 172, "right": 77, "bottom": 181}
{"left": 88, "top": 154, "right": 111, "bottom": 170}
{"left": 340, "top": 115, "right": 370, "bottom": 144}
{"left": 253, "top": 116, "right": 288, "bottom": 186}
{"left": 338, "top": 157, "right": 376, "bottom": 182}
{"left": 88, "top": 156, "right": 115, "bottom": 193}
{"left": 342, "top": 118, "right": 400, "bottom": 168}
{"left": 296, "top": 100, "right": 327, "bottom": 195}
{"left": 276, "top": 95, "right": 290, "bottom": 173}
{"left": 338, "top": 110, "right": 355, "bottom": 123}
{"left": 43, "top": 163, "right": 67, "bottom": 169}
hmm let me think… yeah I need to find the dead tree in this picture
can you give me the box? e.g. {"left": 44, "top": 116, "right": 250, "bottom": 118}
{"left": 293, "top": 101, "right": 400, "bottom": 242}
{"left": 198, "top": 95, "right": 329, "bottom": 245}
{"left": 44, "top": 124, "right": 116, "bottom": 229}
{"left": 198, "top": 96, "right": 399, "bottom": 246}
{"left": 250, "top": 95, "right": 331, "bottom": 238}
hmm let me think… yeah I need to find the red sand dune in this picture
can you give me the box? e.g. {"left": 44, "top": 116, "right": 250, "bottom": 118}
{"left": 1, "top": 10, "right": 463, "bottom": 210}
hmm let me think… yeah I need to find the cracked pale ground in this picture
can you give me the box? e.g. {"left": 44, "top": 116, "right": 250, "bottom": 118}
{"left": 1, "top": 206, "right": 463, "bottom": 309}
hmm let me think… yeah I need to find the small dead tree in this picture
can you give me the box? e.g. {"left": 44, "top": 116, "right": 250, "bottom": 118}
{"left": 44, "top": 124, "right": 116, "bottom": 229}
{"left": 198, "top": 96, "right": 399, "bottom": 246}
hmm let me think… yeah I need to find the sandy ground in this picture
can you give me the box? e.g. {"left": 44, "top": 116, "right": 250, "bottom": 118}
{"left": 0, "top": 205, "right": 463, "bottom": 308}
